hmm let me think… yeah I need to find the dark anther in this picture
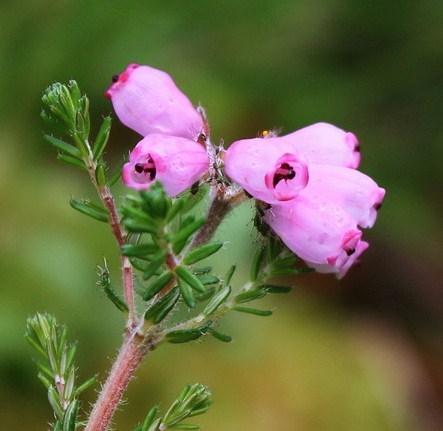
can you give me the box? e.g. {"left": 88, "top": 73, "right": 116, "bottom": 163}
{"left": 197, "top": 133, "right": 207, "bottom": 145}
{"left": 273, "top": 163, "right": 296, "bottom": 187}
{"left": 111, "top": 74, "right": 119, "bottom": 83}
{"left": 374, "top": 202, "right": 383, "bottom": 211}
{"left": 355, "top": 144, "right": 361, "bottom": 152}
{"left": 146, "top": 168, "right": 156, "bottom": 181}
{"left": 134, "top": 163, "right": 144, "bottom": 173}
{"left": 134, "top": 161, "right": 156, "bottom": 180}
{"left": 345, "top": 248, "right": 356, "bottom": 256}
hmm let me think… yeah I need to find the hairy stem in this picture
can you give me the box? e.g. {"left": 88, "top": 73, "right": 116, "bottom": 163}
{"left": 84, "top": 153, "right": 136, "bottom": 325}
{"left": 191, "top": 189, "right": 246, "bottom": 248}
{"left": 84, "top": 330, "right": 156, "bottom": 431}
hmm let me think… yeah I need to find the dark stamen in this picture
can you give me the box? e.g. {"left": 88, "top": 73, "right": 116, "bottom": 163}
{"left": 111, "top": 74, "right": 119, "bottom": 83}
{"left": 374, "top": 202, "right": 383, "bottom": 210}
{"left": 345, "top": 248, "right": 355, "bottom": 256}
{"left": 273, "top": 162, "right": 296, "bottom": 187}
{"left": 134, "top": 158, "right": 156, "bottom": 181}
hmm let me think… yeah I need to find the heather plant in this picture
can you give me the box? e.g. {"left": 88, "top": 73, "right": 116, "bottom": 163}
{"left": 27, "top": 64, "right": 385, "bottom": 430}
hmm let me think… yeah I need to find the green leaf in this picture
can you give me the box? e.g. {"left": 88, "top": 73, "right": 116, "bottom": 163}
{"left": 166, "top": 323, "right": 212, "bottom": 344}
{"left": 142, "top": 406, "right": 159, "bottom": 431}
{"left": 74, "top": 375, "right": 97, "bottom": 396}
{"left": 178, "top": 280, "right": 196, "bottom": 308}
{"left": 195, "top": 286, "right": 216, "bottom": 302}
{"left": 203, "top": 285, "right": 231, "bottom": 315}
{"left": 124, "top": 219, "right": 158, "bottom": 235}
{"left": 96, "top": 263, "right": 128, "bottom": 312}
{"left": 140, "top": 183, "right": 171, "bottom": 219}
{"left": 208, "top": 328, "right": 232, "bottom": 343}
{"left": 175, "top": 266, "right": 205, "bottom": 293}
{"left": 95, "top": 163, "right": 107, "bottom": 186}
{"left": 143, "top": 271, "right": 174, "bottom": 301}
{"left": 143, "top": 251, "right": 167, "bottom": 280}
{"left": 183, "top": 242, "right": 223, "bottom": 265}
{"left": 172, "top": 218, "right": 206, "bottom": 254}
{"left": 267, "top": 236, "right": 283, "bottom": 260}
{"left": 167, "top": 329, "right": 203, "bottom": 344}
{"left": 166, "top": 198, "right": 185, "bottom": 223}
{"left": 121, "top": 243, "right": 159, "bottom": 258}
{"left": 70, "top": 198, "right": 109, "bottom": 222}
{"left": 48, "top": 386, "right": 64, "bottom": 419}
{"left": 37, "top": 372, "right": 52, "bottom": 389}
{"left": 93, "top": 116, "right": 111, "bottom": 160}
{"left": 57, "top": 153, "right": 86, "bottom": 169}
{"left": 268, "top": 267, "right": 300, "bottom": 277}
{"left": 232, "top": 306, "right": 273, "bottom": 316}
{"left": 272, "top": 255, "right": 299, "bottom": 269}
{"left": 250, "top": 246, "right": 266, "bottom": 281}
{"left": 262, "top": 284, "right": 292, "bottom": 294}
{"left": 192, "top": 266, "right": 212, "bottom": 275}
{"left": 196, "top": 274, "right": 219, "bottom": 286}
{"left": 45, "top": 135, "right": 81, "bottom": 158}
{"left": 63, "top": 400, "right": 79, "bottom": 431}
{"left": 224, "top": 265, "right": 236, "bottom": 285}
{"left": 145, "top": 288, "right": 180, "bottom": 323}
{"left": 234, "top": 287, "right": 267, "bottom": 303}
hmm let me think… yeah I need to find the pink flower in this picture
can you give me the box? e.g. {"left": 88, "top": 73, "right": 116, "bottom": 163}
{"left": 224, "top": 122, "right": 361, "bottom": 204}
{"left": 224, "top": 122, "right": 385, "bottom": 278}
{"left": 106, "top": 64, "right": 204, "bottom": 140}
{"left": 264, "top": 198, "right": 369, "bottom": 279}
{"left": 122, "top": 134, "right": 209, "bottom": 197}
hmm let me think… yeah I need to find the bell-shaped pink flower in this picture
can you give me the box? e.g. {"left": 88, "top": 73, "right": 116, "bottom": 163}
{"left": 298, "top": 164, "right": 385, "bottom": 228}
{"left": 122, "top": 134, "right": 209, "bottom": 197}
{"left": 264, "top": 198, "right": 368, "bottom": 279}
{"left": 224, "top": 137, "right": 309, "bottom": 204}
{"left": 282, "top": 122, "right": 361, "bottom": 169}
{"left": 106, "top": 64, "right": 204, "bottom": 140}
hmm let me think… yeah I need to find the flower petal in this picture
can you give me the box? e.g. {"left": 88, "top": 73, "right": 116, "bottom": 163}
{"left": 282, "top": 122, "right": 361, "bottom": 168}
{"left": 106, "top": 64, "right": 204, "bottom": 140}
{"left": 299, "top": 164, "right": 386, "bottom": 228}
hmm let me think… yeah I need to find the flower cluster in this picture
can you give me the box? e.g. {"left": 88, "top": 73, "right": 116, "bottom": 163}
{"left": 107, "top": 64, "right": 385, "bottom": 278}
{"left": 106, "top": 64, "right": 209, "bottom": 196}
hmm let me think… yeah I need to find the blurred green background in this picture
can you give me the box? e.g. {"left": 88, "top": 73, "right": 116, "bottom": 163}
{"left": 1, "top": 1, "right": 442, "bottom": 430}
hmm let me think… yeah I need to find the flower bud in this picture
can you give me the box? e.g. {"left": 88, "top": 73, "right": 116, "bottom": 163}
{"left": 106, "top": 64, "right": 204, "bottom": 140}
{"left": 122, "top": 134, "right": 209, "bottom": 196}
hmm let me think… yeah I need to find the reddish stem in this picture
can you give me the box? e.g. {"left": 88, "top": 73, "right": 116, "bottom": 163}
{"left": 84, "top": 332, "right": 154, "bottom": 431}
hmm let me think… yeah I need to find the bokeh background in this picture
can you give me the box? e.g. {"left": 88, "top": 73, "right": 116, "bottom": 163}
{"left": 1, "top": 1, "right": 442, "bottom": 430}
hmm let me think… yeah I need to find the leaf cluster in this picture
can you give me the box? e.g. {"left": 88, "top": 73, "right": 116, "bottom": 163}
{"left": 133, "top": 383, "right": 212, "bottom": 431}
{"left": 42, "top": 81, "right": 113, "bottom": 188}
{"left": 25, "top": 313, "right": 96, "bottom": 431}
{"left": 120, "top": 183, "right": 227, "bottom": 322}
